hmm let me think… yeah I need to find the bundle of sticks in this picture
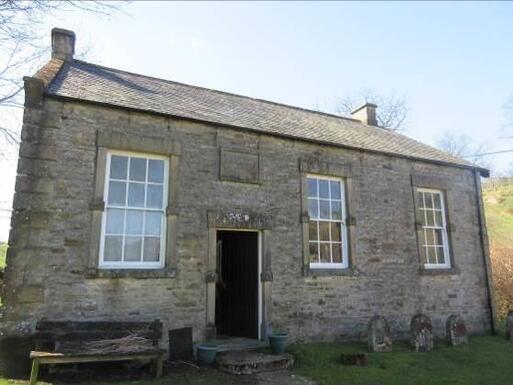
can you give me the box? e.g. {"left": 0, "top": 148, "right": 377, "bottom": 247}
{"left": 58, "top": 334, "right": 158, "bottom": 355}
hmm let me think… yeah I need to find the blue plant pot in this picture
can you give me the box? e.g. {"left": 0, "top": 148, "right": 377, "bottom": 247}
{"left": 196, "top": 344, "right": 219, "bottom": 366}
{"left": 269, "top": 332, "right": 288, "bottom": 355}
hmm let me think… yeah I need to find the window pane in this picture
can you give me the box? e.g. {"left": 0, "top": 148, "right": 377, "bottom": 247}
{"left": 424, "top": 193, "right": 434, "bottom": 209}
{"left": 331, "top": 201, "right": 342, "bottom": 220}
{"left": 106, "top": 209, "right": 124, "bottom": 234}
{"left": 308, "top": 221, "right": 318, "bottom": 241}
{"left": 319, "top": 222, "right": 330, "bottom": 241}
{"left": 308, "top": 199, "right": 318, "bottom": 219}
{"left": 434, "top": 229, "right": 444, "bottom": 246}
{"left": 424, "top": 210, "right": 435, "bottom": 227}
{"left": 433, "top": 193, "right": 442, "bottom": 209}
{"left": 307, "top": 178, "right": 317, "bottom": 198}
{"left": 108, "top": 181, "right": 126, "bottom": 205}
{"left": 143, "top": 237, "right": 160, "bottom": 262}
{"left": 309, "top": 242, "right": 319, "bottom": 263}
{"left": 320, "top": 243, "right": 330, "bottom": 263}
{"left": 126, "top": 210, "right": 143, "bottom": 235}
{"left": 332, "top": 244, "right": 342, "bottom": 263}
{"left": 128, "top": 183, "right": 145, "bottom": 207}
{"left": 437, "top": 246, "right": 446, "bottom": 264}
{"left": 319, "top": 180, "right": 329, "bottom": 198}
{"left": 330, "top": 181, "right": 341, "bottom": 200}
{"left": 104, "top": 236, "right": 122, "bottom": 261}
{"left": 129, "top": 157, "right": 146, "bottom": 181}
{"left": 425, "top": 247, "right": 434, "bottom": 264}
{"left": 145, "top": 212, "right": 162, "bottom": 235}
{"left": 434, "top": 210, "right": 443, "bottom": 227}
{"left": 148, "top": 159, "right": 164, "bottom": 183}
{"left": 424, "top": 228, "right": 435, "bottom": 246}
{"left": 319, "top": 200, "right": 330, "bottom": 219}
{"left": 124, "top": 236, "right": 142, "bottom": 261}
{"left": 110, "top": 155, "right": 128, "bottom": 179}
{"left": 331, "top": 222, "right": 341, "bottom": 242}
{"left": 147, "top": 185, "right": 163, "bottom": 208}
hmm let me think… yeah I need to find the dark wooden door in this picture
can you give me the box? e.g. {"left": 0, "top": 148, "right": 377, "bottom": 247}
{"left": 216, "top": 231, "right": 258, "bottom": 339}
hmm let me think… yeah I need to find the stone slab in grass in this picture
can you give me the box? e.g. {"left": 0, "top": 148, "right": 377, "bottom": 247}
{"left": 217, "top": 351, "right": 294, "bottom": 375}
{"left": 340, "top": 353, "right": 368, "bottom": 366}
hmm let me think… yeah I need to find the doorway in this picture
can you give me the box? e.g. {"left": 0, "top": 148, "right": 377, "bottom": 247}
{"left": 215, "top": 230, "right": 259, "bottom": 339}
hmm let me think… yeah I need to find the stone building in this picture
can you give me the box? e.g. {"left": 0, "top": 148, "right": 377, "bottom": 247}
{"left": 1, "top": 29, "right": 496, "bottom": 352}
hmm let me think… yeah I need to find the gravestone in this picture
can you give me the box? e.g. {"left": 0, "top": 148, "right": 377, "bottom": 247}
{"left": 410, "top": 314, "right": 433, "bottom": 352}
{"left": 340, "top": 353, "right": 368, "bottom": 366}
{"left": 367, "top": 315, "right": 393, "bottom": 352}
{"left": 506, "top": 311, "right": 513, "bottom": 340}
{"left": 446, "top": 315, "right": 468, "bottom": 346}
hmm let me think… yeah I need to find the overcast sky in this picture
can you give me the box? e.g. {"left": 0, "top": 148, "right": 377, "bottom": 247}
{"left": 1, "top": 1, "right": 512, "bottom": 241}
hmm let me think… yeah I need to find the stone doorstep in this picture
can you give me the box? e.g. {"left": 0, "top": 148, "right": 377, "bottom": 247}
{"left": 208, "top": 336, "right": 269, "bottom": 353}
{"left": 217, "top": 351, "right": 294, "bottom": 375}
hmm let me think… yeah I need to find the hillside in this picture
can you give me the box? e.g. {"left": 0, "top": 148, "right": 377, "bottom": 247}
{"left": 483, "top": 182, "right": 513, "bottom": 318}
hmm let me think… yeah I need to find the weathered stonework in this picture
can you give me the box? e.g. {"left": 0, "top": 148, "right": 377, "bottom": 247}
{"left": 367, "top": 315, "right": 393, "bottom": 352}
{"left": 411, "top": 314, "right": 434, "bottom": 352}
{"left": 1, "top": 86, "right": 495, "bottom": 359}
{"left": 446, "top": 314, "right": 468, "bottom": 346}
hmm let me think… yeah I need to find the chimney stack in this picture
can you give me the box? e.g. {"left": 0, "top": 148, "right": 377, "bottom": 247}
{"left": 51, "top": 28, "right": 75, "bottom": 61}
{"left": 351, "top": 103, "right": 378, "bottom": 126}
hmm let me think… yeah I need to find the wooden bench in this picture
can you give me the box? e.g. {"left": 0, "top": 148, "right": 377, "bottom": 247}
{"left": 29, "top": 319, "right": 165, "bottom": 385}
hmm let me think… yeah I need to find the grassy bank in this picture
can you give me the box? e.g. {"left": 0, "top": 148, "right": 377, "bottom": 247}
{"left": 483, "top": 184, "right": 513, "bottom": 317}
{"left": 290, "top": 334, "right": 513, "bottom": 385}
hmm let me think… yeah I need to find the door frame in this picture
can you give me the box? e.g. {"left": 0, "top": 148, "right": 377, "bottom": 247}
{"left": 205, "top": 210, "right": 273, "bottom": 342}
{"left": 215, "top": 228, "right": 262, "bottom": 340}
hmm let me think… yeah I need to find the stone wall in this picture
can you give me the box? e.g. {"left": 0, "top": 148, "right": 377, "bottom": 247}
{"left": 1, "top": 94, "right": 493, "bottom": 351}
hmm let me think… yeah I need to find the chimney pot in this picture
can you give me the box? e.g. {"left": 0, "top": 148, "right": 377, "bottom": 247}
{"left": 51, "top": 28, "right": 75, "bottom": 61}
{"left": 351, "top": 103, "right": 378, "bottom": 126}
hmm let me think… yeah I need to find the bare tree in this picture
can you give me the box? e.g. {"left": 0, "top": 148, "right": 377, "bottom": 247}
{"left": 0, "top": 0, "right": 126, "bottom": 150}
{"left": 436, "top": 131, "right": 491, "bottom": 170}
{"left": 336, "top": 89, "right": 409, "bottom": 131}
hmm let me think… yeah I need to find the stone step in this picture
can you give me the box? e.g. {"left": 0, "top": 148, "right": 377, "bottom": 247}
{"left": 211, "top": 336, "right": 269, "bottom": 353}
{"left": 217, "top": 351, "right": 294, "bottom": 375}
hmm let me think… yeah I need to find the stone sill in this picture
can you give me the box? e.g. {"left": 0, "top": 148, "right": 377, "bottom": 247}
{"left": 86, "top": 268, "right": 177, "bottom": 279}
{"left": 419, "top": 267, "right": 460, "bottom": 276}
{"left": 305, "top": 267, "right": 359, "bottom": 277}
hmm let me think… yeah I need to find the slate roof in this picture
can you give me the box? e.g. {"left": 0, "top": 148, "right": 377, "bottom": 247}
{"left": 39, "top": 59, "right": 484, "bottom": 174}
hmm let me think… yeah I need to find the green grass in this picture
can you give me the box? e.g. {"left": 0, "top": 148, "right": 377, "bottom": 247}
{"left": 0, "top": 242, "right": 6, "bottom": 268}
{"left": 289, "top": 335, "right": 513, "bottom": 385}
{"left": 483, "top": 185, "right": 513, "bottom": 247}
{"left": 1, "top": 335, "right": 512, "bottom": 385}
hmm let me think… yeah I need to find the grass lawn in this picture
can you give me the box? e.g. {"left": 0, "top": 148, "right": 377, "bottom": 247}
{"left": 1, "top": 334, "right": 512, "bottom": 385}
{"left": 289, "top": 334, "right": 513, "bottom": 385}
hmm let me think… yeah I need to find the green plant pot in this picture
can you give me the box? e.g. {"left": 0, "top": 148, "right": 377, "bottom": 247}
{"left": 269, "top": 332, "right": 288, "bottom": 355}
{"left": 196, "top": 344, "right": 219, "bottom": 366}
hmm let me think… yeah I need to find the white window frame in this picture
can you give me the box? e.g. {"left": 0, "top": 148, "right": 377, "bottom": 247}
{"left": 417, "top": 187, "right": 451, "bottom": 269}
{"left": 307, "top": 174, "right": 349, "bottom": 269}
{"left": 99, "top": 150, "right": 169, "bottom": 269}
